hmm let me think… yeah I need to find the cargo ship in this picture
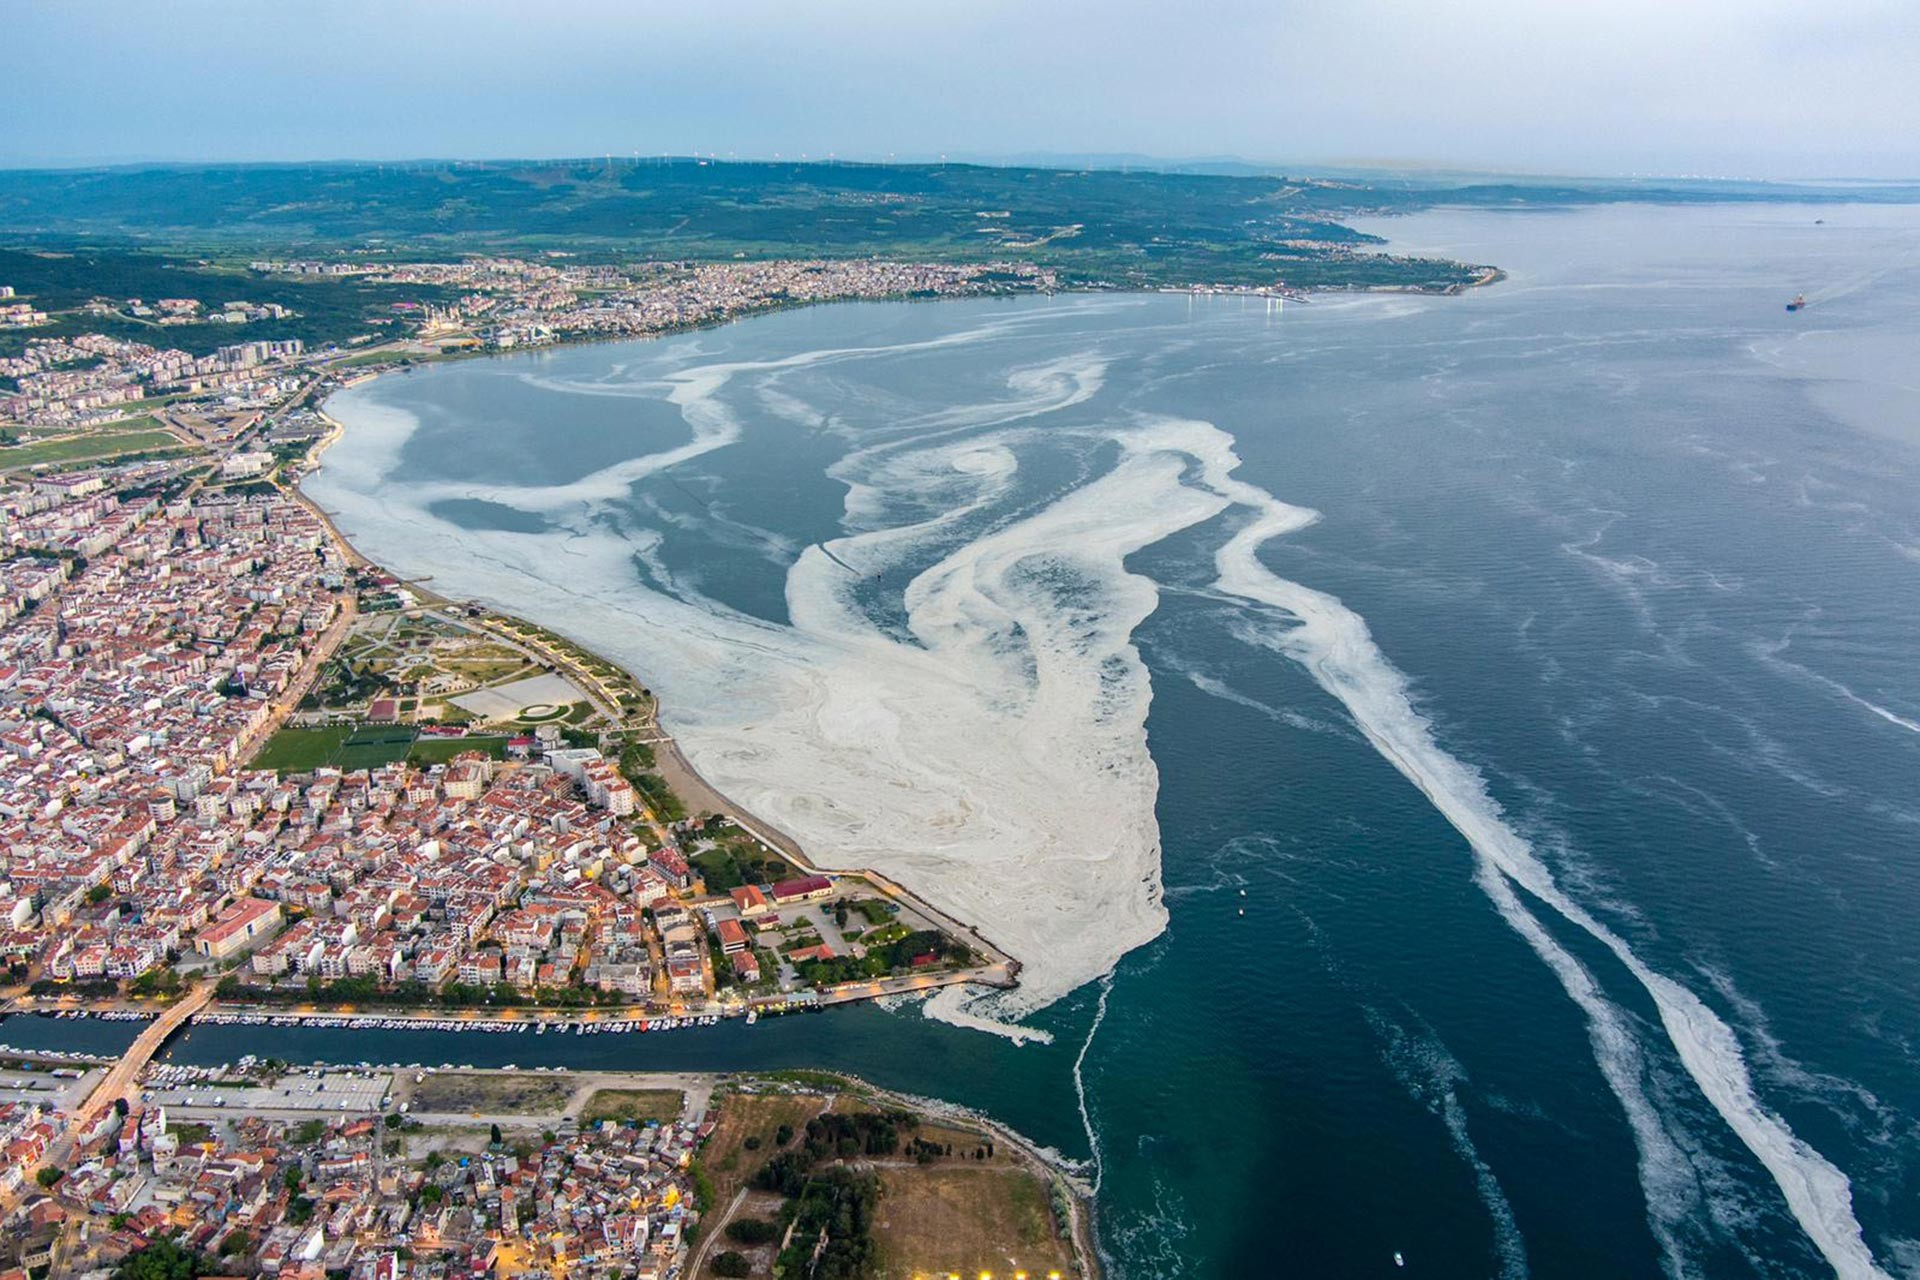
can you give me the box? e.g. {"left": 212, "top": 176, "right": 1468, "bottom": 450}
{"left": 1786, "top": 294, "right": 1807, "bottom": 312}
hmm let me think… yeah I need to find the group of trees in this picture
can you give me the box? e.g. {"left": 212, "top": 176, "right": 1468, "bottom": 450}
{"left": 751, "top": 1111, "right": 910, "bottom": 1197}
{"left": 728, "top": 1116, "right": 888, "bottom": 1280}
{"left": 685, "top": 823, "right": 793, "bottom": 895}
{"left": 793, "top": 928, "right": 960, "bottom": 986}
{"left": 775, "top": 1169, "right": 883, "bottom": 1280}
{"left": 113, "top": 1240, "right": 206, "bottom": 1280}
{"left": 724, "top": 1216, "right": 780, "bottom": 1245}
{"left": 616, "top": 741, "right": 685, "bottom": 822}
{"left": 214, "top": 972, "right": 630, "bottom": 1010}
{"left": 29, "top": 977, "right": 117, "bottom": 999}
{"left": 130, "top": 966, "right": 184, "bottom": 997}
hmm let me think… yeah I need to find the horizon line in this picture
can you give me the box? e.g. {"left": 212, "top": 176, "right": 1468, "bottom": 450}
{"left": 1, "top": 152, "right": 1916, "bottom": 188}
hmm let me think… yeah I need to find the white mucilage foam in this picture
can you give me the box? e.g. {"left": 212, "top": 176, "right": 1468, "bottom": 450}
{"left": 316, "top": 321, "right": 1889, "bottom": 1278}
{"left": 316, "top": 332, "right": 1210, "bottom": 1019}
{"left": 1189, "top": 423, "right": 1892, "bottom": 1280}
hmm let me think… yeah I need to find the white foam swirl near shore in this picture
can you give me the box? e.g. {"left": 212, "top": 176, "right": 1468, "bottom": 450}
{"left": 316, "top": 320, "right": 1889, "bottom": 1277}
{"left": 316, "top": 331, "right": 1202, "bottom": 1018}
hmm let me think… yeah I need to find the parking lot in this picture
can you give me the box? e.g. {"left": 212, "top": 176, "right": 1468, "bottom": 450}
{"left": 0, "top": 1066, "right": 98, "bottom": 1112}
{"left": 147, "top": 1069, "right": 393, "bottom": 1115}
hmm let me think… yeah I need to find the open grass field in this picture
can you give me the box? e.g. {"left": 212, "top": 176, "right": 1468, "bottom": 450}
{"left": 251, "top": 723, "right": 442, "bottom": 772}
{"left": 171, "top": 1121, "right": 215, "bottom": 1146}
{"left": 332, "top": 349, "right": 414, "bottom": 367}
{"left": 871, "top": 1165, "right": 1073, "bottom": 1280}
{"left": 249, "top": 724, "right": 353, "bottom": 771}
{"left": 0, "top": 428, "right": 191, "bottom": 470}
{"left": 94, "top": 414, "right": 166, "bottom": 433}
{"left": 407, "top": 734, "right": 508, "bottom": 764}
{"left": 410, "top": 1071, "right": 576, "bottom": 1116}
{"left": 579, "top": 1087, "right": 685, "bottom": 1126}
{"left": 696, "top": 1091, "right": 832, "bottom": 1208}
{"left": 334, "top": 723, "right": 418, "bottom": 770}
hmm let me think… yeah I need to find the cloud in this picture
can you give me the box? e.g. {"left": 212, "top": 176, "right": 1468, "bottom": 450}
{"left": 7, "top": 0, "right": 1917, "bottom": 176}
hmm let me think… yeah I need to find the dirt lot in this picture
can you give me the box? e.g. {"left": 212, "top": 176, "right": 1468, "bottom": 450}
{"left": 579, "top": 1087, "right": 686, "bottom": 1125}
{"left": 871, "top": 1164, "right": 1073, "bottom": 1280}
{"left": 408, "top": 1071, "right": 576, "bottom": 1115}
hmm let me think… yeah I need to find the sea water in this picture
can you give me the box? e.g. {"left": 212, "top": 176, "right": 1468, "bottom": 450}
{"left": 297, "top": 203, "right": 1920, "bottom": 1278}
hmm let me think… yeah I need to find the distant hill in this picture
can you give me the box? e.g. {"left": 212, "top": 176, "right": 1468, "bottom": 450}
{"left": 0, "top": 159, "right": 1482, "bottom": 291}
{"left": 2, "top": 159, "right": 1905, "bottom": 293}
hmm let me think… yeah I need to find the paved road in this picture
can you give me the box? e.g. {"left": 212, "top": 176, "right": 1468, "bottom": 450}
{"left": 231, "top": 595, "right": 358, "bottom": 760}
{"left": 3, "top": 983, "right": 211, "bottom": 1212}
{"left": 687, "top": 1187, "right": 750, "bottom": 1280}
{"left": 81, "top": 983, "right": 213, "bottom": 1123}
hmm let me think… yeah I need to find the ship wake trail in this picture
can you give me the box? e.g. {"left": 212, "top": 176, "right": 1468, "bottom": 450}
{"left": 1371, "top": 1010, "right": 1530, "bottom": 1280}
{"left": 1076, "top": 974, "right": 1113, "bottom": 1197}
{"left": 1168, "top": 418, "right": 1893, "bottom": 1280}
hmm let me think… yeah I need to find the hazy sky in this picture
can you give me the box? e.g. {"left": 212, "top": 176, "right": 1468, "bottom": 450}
{"left": 11, "top": 0, "right": 1920, "bottom": 178}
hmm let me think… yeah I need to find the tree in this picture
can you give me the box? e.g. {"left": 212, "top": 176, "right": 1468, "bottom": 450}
{"left": 36, "top": 1166, "right": 63, "bottom": 1188}
{"left": 725, "top": 1218, "right": 778, "bottom": 1246}
{"left": 132, "top": 966, "right": 183, "bottom": 998}
{"left": 711, "top": 1253, "right": 752, "bottom": 1279}
{"left": 219, "top": 1229, "right": 252, "bottom": 1258}
{"left": 489, "top": 1122, "right": 503, "bottom": 1146}
{"left": 112, "top": 1240, "right": 206, "bottom": 1280}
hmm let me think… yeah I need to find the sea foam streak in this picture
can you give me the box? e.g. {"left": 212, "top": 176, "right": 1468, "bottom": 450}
{"left": 317, "top": 330, "right": 1202, "bottom": 1019}
{"left": 318, "top": 322, "right": 1888, "bottom": 1276}
{"left": 1181, "top": 420, "right": 1891, "bottom": 1280}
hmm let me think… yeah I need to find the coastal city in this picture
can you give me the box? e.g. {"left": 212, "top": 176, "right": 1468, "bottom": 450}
{"left": 0, "top": 252, "right": 1063, "bottom": 1278}
{"left": 1, "top": 254, "right": 1057, "bottom": 448}
{"left": 0, "top": 1055, "right": 1084, "bottom": 1280}
{"left": 14, "top": 1, "right": 1920, "bottom": 1276}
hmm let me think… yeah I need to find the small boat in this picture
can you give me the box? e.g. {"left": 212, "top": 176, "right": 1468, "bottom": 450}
{"left": 1786, "top": 294, "right": 1807, "bottom": 312}
{"left": 1394, "top": 1253, "right": 1406, "bottom": 1268}
{"left": 1237, "top": 908, "right": 1245, "bottom": 917}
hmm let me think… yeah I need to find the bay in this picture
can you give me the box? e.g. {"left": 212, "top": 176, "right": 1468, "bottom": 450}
{"left": 282, "top": 202, "right": 1920, "bottom": 1278}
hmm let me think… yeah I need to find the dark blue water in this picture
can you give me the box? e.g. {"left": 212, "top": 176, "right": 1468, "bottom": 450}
{"left": 296, "top": 204, "right": 1920, "bottom": 1278}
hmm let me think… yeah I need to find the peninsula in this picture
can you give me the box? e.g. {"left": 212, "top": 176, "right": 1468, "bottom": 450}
{"left": 0, "top": 1045, "right": 1095, "bottom": 1280}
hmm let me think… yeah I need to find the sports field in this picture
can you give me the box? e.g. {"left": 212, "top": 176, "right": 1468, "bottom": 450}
{"left": 253, "top": 722, "right": 514, "bottom": 772}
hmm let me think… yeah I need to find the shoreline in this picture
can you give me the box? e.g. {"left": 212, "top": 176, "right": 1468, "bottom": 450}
{"left": 0, "top": 1039, "right": 1102, "bottom": 1278}
{"left": 289, "top": 277, "right": 1494, "bottom": 1027}
{"left": 299, "top": 256, "right": 1507, "bottom": 393}
{"left": 293, "top": 392, "right": 1024, "bottom": 1014}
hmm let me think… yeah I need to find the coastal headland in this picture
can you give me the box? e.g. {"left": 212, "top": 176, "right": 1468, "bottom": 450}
{"left": 0, "top": 1036, "right": 1099, "bottom": 1279}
